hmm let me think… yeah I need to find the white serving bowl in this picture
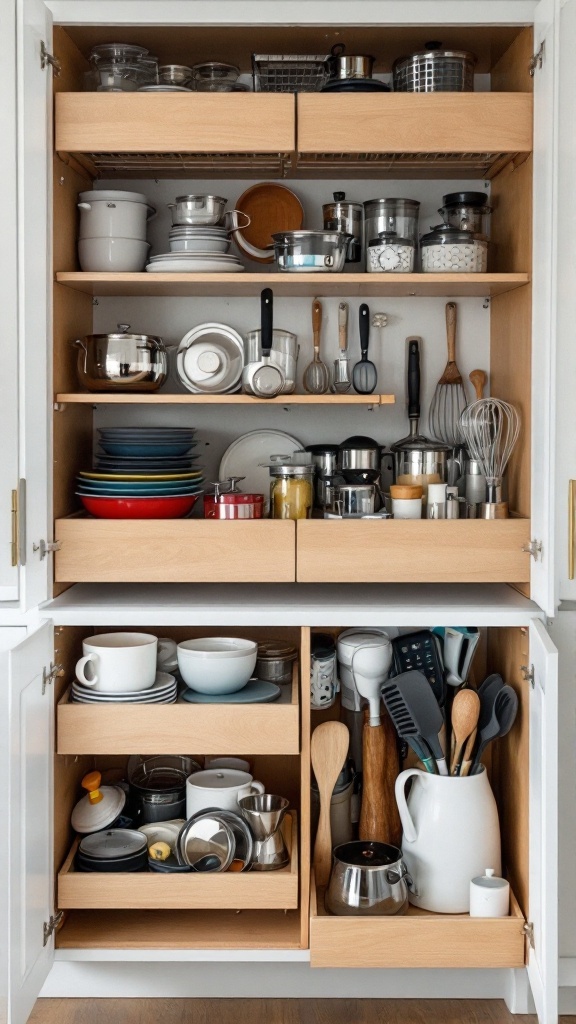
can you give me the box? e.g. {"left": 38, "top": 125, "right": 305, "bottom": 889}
{"left": 78, "top": 236, "right": 150, "bottom": 272}
{"left": 177, "top": 638, "right": 257, "bottom": 694}
{"left": 169, "top": 236, "right": 230, "bottom": 254}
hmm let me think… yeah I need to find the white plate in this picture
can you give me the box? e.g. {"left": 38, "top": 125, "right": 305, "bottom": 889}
{"left": 219, "top": 429, "right": 303, "bottom": 512}
{"left": 138, "top": 84, "right": 191, "bottom": 92}
{"left": 147, "top": 258, "right": 244, "bottom": 274}
{"left": 72, "top": 672, "right": 176, "bottom": 701}
{"left": 71, "top": 687, "right": 178, "bottom": 703}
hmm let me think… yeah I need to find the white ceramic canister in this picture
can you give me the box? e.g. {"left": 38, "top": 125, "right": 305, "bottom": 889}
{"left": 367, "top": 232, "right": 415, "bottom": 273}
{"left": 186, "top": 768, "right": 265, "bottom": 817}
{"left": 470, "top": 868, "right": 510, "bottom": 917}
{"left": 390, "top": 483, "right": 423, "bottom": 519}
{"left": 77, "top": 190, "right": 155, "bottom": 240}
{"left": 420, "top": 226, "right": 488, "bottom": 273}
{"left": 75, "top": 632, "right": 159, "bottom": 692}
{"left": 427, "top": 482, "right": 447, "bottom": 519}
{"left": 395, "top": 768, "right": 501, "bottom": 913}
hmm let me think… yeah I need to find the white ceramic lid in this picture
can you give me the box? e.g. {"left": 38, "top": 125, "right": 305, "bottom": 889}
{"left": 79, "top": 189, "right": 151, "bottom": 205}
{"left": 71, "top": 784, "right": 126, "bottom": 834}
{"left": 187, "top": 768, "right": 252, "bottom": 790}
{"left": 338, "top": 629, "right": 392, "bottom": 651}
{"left": 79, "top": 829, "right": 147, "bottom": 859}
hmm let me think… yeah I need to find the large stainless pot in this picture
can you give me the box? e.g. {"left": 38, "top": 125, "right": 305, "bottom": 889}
{"left": 272, "top": 231, "right": 352, "bottom": 273}
{"left": 326, "top": 841, "right": 411, "bottom": 916}
{"left": 74, "top": 324, "right": 168, "bottom": 392}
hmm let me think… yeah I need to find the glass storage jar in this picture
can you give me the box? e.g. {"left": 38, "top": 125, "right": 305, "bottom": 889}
{"left": 269, "top": 464, "right": 314, "bottom": 520}
{"left": 364, "top": 199, "right": 420, "bottom": 249}
{"left": 367, "top": 232, "right": 415, "bottom": 273}
{"left": 420, "top": 225, "right": 488, "bottom": 273}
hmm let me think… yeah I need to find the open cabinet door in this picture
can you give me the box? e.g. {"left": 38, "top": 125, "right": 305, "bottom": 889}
{"left": 527, "top": 619, "right": 558, "bottom": 1024}
{"left": 4, "top": 622, "right": 55, "bottom": 1024}
{"left": 530, "top": 0, "right": 558, "bottom": 617}
{"left": 16, "top": 0, "right": 53, "bottom": 610}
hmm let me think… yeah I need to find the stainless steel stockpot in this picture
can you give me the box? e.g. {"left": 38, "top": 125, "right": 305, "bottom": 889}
{"left": 272, "top": 231, "right": 352, "bottom": 273}
{"left": 322, "top": 192, "right": 363, "bottom": 264}
{"left": 74, "top": 325, "right": 168, "bottom": 392}
{"left": 325, "top": 841, "right": 412, "bottom": 916}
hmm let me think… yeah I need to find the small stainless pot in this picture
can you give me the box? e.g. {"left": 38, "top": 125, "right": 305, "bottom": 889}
{"left": 322, "top": 192, "right": 363, "bottom": 263}
{"left": 305, "top": 444, "right": 340, "bottom": 479}
{"left": 338, "top": 436, "right": 382, "bottom": 474}
{"left": 74, "top": 325, "right": 168, "bottom": 392}
{"left": 325, "top": 841, "right": 412, "bottom": 916}
{"left": 272, "top": 231, "right": 352, "bottom": 274}
{"left": 168, "top": 194, "right": 228, "bottom": 226}
{"left": 329, "top": 44, "right": 375, "bottom": 80}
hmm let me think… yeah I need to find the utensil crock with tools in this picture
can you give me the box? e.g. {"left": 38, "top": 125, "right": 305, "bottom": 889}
{"left": 395, "top": 767, "right": 501, "bottom": 913}
{"left": 325, "top": 841, "right": 411, "bottom": 916}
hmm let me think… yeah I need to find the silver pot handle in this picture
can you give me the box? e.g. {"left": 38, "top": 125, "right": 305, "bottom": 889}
{"left": 324, "top": 254, "right": 334, "bottom": 267}
{"left": 117, "top": 323, "right": 130, "bottom": 334}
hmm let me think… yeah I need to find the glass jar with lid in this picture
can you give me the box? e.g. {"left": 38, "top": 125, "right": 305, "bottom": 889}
{"left": 268, "top": 463, "right": 314, "bottom": 520}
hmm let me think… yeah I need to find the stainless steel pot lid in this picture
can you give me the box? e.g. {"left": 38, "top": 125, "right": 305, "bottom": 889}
{"left": 174, "top": 194, "right": 227, "bottom": 204}
{"left": 332, "top": 840, "right": 403, "bottom": 867}
{"left": 421, "top": 225, "right": 488, "bottom": 245}
{"left": 391, "top": 432, "right": 451, "bottom": 453}
{"left": 369, "top": 231, "right": 413, "bottom": 247}
{"left": 339, "top": 435, "right": 381, "bottom": 451}
{"left": 364, "top": 198, "right": 420, "bottom": 211}
{"left": 79, "top": 829, "right": 147, "bottom": 860}
{"left": 188, "top": 808, "right": 254, "bottom": 870}
{"left": 177, "top": 816, "right": 236, "bottom": 870}
{"left": 271, "top": 230, "right": 352, "bottom": 244}
{"left": 323, "top": 192, "right": 363, "bottom": 213}
{"left": 256, "top": 640, "right": 298, "bottom": 661}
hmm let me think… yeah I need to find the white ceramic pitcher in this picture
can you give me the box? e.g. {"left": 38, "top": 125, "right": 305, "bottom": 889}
{"left": 394, "top": 767, "right": 501, "bottom": 913}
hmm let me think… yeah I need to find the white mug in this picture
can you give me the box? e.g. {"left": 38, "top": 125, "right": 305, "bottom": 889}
{"left": 470, "top": 868, "right": 510, "bottom": 917}
{"left": 157, "top": 638, "right": 178, "bottom": 673}
{"left": 186, "top": 768, "right": 264, "bottom": 818}
{"left": 75, "top": 632, "right": 158, "bottom": 692}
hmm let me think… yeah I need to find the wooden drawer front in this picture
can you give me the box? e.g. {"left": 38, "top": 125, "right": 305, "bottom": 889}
{"left": 55, "top": 94, "right": 295, "bottom": 154}
{"left": 57, "top": 668, "right": 300, "bottom": 756}
{"left": 296, "top": 520, "right": 531, "bottom": 584}
{"left": 59, "top": 815, "right": 298, "bottom": 911}
{"left": 310, "top": 876, "right": 525, "bottom": 969}
{"left": 297, "top": 94, "right": 533, "bottom": 154}
{"left": 54, "top": 519, "right": 296, "bottom": 583}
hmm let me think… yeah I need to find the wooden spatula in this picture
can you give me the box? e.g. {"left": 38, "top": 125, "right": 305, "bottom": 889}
{"left": 311, "top": 721, "right": 349, "bottom": 887}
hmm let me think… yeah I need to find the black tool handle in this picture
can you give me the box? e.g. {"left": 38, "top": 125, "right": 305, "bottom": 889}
{"left": 407, "top": 337, "right": 421, "bottom": 421}
{"left": 359, "top": 304, "right": 370, "bottom": 358}
{"left": 261, "top": 288, "right": 273, "bottom": 357}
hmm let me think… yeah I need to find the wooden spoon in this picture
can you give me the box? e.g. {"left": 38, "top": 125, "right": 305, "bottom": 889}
{"left": 469, "top": 369, "right": 487, "bottom": 400}
{"left": 450, "top": 689, "right": 480, "bottom": 776}
{"left": 311, "top": 721, "right": 349, "bottom": 887}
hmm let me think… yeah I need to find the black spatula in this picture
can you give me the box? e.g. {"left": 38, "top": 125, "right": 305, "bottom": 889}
{"left": 352, "top": 303, "right": 378, "bottom": 395}
{"left": 382, "top": 670, "right": 448, "bottom": 775}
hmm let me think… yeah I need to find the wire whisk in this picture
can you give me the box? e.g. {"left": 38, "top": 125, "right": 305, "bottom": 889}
{"left": 460, "top": 398, "right": 521, "bottom": 510}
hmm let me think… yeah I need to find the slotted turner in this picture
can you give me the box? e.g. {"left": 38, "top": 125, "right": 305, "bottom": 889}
{"left": 382, "top": 670, "right": 448, "bottom": 775}
{"left": 428, "top": 301, "right": 468, "bottom": 445}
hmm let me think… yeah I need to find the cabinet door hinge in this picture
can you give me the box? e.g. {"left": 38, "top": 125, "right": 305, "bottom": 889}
{"left": 523, "top": 921, "right": 535, "bottom": 948}
{"left": 522, "top": 539, "right": 543, "bottom": 561}
{"left": 32, "top": 539, "right": 62, "bottom": 560}
{"left": 42, "top": 662, "right": 64, "bottom": 695}
{"left": 10, "top": 480, "right": 26, "bottom": 568}
{"left": 40, "top": 41, "right": 61, "bottom": 77}
{"left": 43, "top": 912, "right": 64, "bottom": 946}
{"left": 521, "top": 664, "right": 535, "bottom": 688}
{"left": 529, "top": 40, "right": 545, "bottom": 76}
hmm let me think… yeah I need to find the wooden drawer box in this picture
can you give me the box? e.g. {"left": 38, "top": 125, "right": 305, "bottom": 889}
{"left": 57, "top": 665, "right": 300, "bottom": 756}
{"left": 55, "top": 93, "right": 295, "bottom": 154}
{"left": 58, "top": 815, "right": 298, "bottom": 911}
{"left": 309, "top": 874, "right": 526, "bottom": 969}
{"left": 54, "top": 518, "right": 296, "bottom": 583}
{"left": 296, "top": 520, "right": 531, "bottom": 584}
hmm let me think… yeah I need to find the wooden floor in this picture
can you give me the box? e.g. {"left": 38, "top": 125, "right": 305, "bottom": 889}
{"left": 28, "top": 999, "right": 574, "bottom": 1024}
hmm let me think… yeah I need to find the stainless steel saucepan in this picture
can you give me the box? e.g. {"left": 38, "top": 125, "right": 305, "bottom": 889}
{"left": 325, "top": 840, "right": 411, "bottom": 916}
{"left": 74, "top": 324, "right": 168, "bottom": 392}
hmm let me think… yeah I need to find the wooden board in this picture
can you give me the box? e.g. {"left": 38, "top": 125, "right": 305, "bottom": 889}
{"left": 299, "top": 627, "right": 311, "bottom": 949}
{"left": 55, "top": 93, "right": 295, "bottom": 154}
{"left": 58, "top": 815, "right": 298, "bottom": 911}
{"left": 297, "top": 95, "right": 533, "bottom": 155}
{"left": 296, "top": 520, "right": 531, "bottom": 584}
{"left": 57, "top": 664, "right": 300, "bottom": 756}
{"left": 55, "top": 393, "right": 393, "bottom": 406}
{"left": 55, "top": 271, "right": 531, "bottom": 299}
{"left": 309, "top": 873, "right": 526, "bottom": 969}
{"left": 54, "top": 519, "right": 296, "bottom": 583}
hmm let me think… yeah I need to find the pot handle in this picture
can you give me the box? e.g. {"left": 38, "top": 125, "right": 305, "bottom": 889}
{"left": 232, "top": 232, "right": 274, "bottom": 261}
{"left": 77, "top": 203, "right": 91, "bottom": 210}
{"left": 331, "top": 43, "right": 346, "bottom": 57}
{"left": 146, "top": 205, "right": 157, "bottom": 220}
{"left": 394, "top": 768, "right": 421, "bottom": 844}
{"left": 249, "top": 781, "right": 265, "bottom": 796}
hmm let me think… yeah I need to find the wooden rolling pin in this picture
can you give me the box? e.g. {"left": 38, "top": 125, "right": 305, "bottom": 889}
{"left": 359, "top": 706, "right": 402, "bottom": 848}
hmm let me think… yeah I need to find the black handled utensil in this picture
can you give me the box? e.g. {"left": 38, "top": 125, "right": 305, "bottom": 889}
{"left": 352, "top": 303, "right": 378, "bottom": 395}
{"left": 470, "top": 683, "right": 518, "bottom": 774}
{"left": 382, "top": 670, "right": 448, "bottom": 775}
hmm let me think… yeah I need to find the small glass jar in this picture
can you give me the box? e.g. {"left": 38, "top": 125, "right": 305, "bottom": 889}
{"left": 367, "top": 232, "right": 415, "bottom": 273}
{"left": 269, "top": 465, "right": 314, "bottom": 520}
{"left": 390, "top": 483, "right": 423, "bottom": 519}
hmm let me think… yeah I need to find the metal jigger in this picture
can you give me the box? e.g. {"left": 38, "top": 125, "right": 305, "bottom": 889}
{"left": 239, "top": 794, "right": 290, "bottom": 871}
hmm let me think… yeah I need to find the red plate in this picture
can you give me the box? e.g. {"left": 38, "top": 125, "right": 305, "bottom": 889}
{"left": 79, "top": 494, "right": 199, "bottom": 519}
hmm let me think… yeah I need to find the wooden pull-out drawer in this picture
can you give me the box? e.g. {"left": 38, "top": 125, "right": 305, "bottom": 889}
{"left": 297, "top": 94, "right": 533, "bottom": 155}
{"left": 309, "top": 873, "right": 525, "bottom": 969}
{"left": 296, "top": 519, "right": 531, "bottom": 584}
{"left": 54, "top": 518, "right": 296, "bottom": 583}
{"left": 55, "top": 93, "right": 295, "bottom": 154}
{"left": 58, "top": 814, "right": 298, "bottom": 911}
{"left": 57, "top": 664, "right": 300, "bottom": 756}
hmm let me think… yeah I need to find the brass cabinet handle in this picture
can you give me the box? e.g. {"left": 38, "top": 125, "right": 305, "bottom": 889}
{"left": 570, "top": 481, "right": 576, "bottom": 580}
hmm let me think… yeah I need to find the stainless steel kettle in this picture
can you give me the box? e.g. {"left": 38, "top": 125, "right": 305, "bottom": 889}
{"left": 325, "top": 840, "right": 412, "bottom": 916}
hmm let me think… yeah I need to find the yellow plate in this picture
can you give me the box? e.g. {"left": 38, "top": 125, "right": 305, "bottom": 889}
{"left": 79, "top": 471, "right": 202, "bottom": 482}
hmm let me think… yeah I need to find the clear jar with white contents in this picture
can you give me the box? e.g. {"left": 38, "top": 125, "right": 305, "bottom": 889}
{"left": 367, "top": 232, "right": 415, "bottom": 274}
{"left": 420, "top": 225, "right": 488, "bottom": 273}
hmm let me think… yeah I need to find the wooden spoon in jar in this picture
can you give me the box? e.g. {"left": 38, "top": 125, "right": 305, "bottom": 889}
{"left": 450, "top": 688, "right": 480, "bottom": 776}
{"left": 311, "top": 721, "right": 349, "bottom": 887}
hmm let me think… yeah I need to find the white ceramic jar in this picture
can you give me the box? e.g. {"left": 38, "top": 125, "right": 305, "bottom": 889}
{"left": 77, "top": 190, "right": 155, "bottom": 240}
{"left": 186, "top": 768, "right": 265, "bottom": 817}
{"left": 390, "top": 483, "right": 423, "bottom": 519}
{"left": 367, "top": 232, "right": 415, "bottom": 273}
{"left": 427, "top": 482, "right": 447, "bottom": 519}
{"left": 470, "top": 868, "right": 510, "bottom": 917}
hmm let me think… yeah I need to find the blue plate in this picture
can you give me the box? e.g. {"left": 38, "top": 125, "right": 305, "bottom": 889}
{"left": 180, "top": 679, "right": 281, "bottom": 704}
{"left": 77, "top": 483, "right": 204, "bottom": 496}
{"left": 99, "top": 442, "right": 198, "bottom": 457}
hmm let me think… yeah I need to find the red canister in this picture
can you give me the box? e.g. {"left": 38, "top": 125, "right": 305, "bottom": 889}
{"left": 204, "top": 478, "right": 264, "bottom": 519}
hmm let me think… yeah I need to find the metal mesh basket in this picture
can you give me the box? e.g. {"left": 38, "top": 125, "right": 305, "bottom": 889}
{"left": 393, "top": 51, "right": 476, "bottom": 92}
{"left": 252, "top": 54, "right": 331, "bottom": 93}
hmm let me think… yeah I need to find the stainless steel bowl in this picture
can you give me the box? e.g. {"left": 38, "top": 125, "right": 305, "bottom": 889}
{"left": 326, "top": 841, "right": 411, "bottom": 916}
{"left": 74, "top": 326, "right": 168, "bottom": 392}
{"left": 168, "top": 194, "right": 228, "bottom": 226}
{"left": 272, "top": 230, "right": 352, "bottom": 273}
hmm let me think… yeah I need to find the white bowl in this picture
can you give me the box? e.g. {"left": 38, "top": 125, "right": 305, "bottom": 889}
{"left": 177, "top": 639, "right": 257, "bottom": 694}
{"left": 78, "top": 236, "right": 150, "bottom": 272}
{"left": 169, "top": 237, "right": 230, "bottom": 254}
{"left": 178, "top": 637, "right": 257, "bottom": 659}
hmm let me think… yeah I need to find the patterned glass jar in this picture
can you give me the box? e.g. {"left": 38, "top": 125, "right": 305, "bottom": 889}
{"left": 421, "top": 226, "right": 488, "bottom": 273}
{"left": 367, "top": 232, "right": 415, "bottom": 273}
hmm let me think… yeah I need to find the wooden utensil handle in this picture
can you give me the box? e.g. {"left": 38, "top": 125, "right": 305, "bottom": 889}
{"left": 313, "top": 806, "right": 333, "bottom": 887}
{"left": 445, "top": 302, "right": 457, "bottom": 362}
{"left": 338, "top": 302, "right": 348, "bottom": 352}
{"left": 469, "top": 369, "right": 487, "bottom": 400}
{"left": 359, "top": 707, "right": 402, "bottom": 846}
{"left": 312, "top": 299, "right": 322, "bottom": 349}
{"left": 460, "top": 728, "right": 477, "bottom": 777}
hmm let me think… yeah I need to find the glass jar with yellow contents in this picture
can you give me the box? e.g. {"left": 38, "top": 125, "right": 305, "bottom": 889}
{"left": 268, "top": 464, "right": 314, "bottom": 520}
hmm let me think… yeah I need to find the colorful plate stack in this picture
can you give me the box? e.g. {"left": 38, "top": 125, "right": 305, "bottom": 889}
{"left": 76, "top": 427, "right": 204, "bottom": 519}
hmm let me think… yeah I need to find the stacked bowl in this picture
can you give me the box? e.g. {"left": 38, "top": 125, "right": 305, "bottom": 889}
{"left": 76, "top": 427, "right": 204, "bottom": 519}
{"left": 77, "top": 189, "right": 155, "bottom": 272}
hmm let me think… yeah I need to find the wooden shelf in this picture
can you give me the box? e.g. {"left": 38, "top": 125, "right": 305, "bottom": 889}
{"left": 55, "top": 392, "right": 394, "bottom": 406}
{"left": 55, "top": 272, "right": 530, "bottom": 298}
{"left": 57, "top": 664, "right": 300, "bottom": 756}
{"left": 58, "top": 814, "right": 298, "bottom": 911}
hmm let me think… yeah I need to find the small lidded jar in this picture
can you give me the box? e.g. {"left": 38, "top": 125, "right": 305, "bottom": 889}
{"left": 268, "top": 463, "right": 314, "bottom": 520}
{"left": 367, "top": 231, "right": 415, "bottom": 273}
{"left": 390, "top": 483, "right": 423, "bottom": 519}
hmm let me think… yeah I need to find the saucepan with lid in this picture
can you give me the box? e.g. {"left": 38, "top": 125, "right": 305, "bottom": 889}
{"left": 74, "top": 324, "right": 168, "bottom": 392}
{"left": 328, "top": 44, "right": 375, "bottom": 81}
{"left": 326, "top": 841, "right": 412, "bottom": 916}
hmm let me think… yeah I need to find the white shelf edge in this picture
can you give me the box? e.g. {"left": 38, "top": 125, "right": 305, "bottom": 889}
{"left": 54, "top": 948, "right": 310, "bottom": 963}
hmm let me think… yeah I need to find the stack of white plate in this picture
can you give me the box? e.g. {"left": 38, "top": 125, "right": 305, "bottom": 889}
{"left": 71, "top": 672, "right": 178, "bottom": 704}
{"left": 169, "top": 225, "right": 231, "bottom": 254}
{"left": 146, "top": 252, "right": 244, "bottom": 273}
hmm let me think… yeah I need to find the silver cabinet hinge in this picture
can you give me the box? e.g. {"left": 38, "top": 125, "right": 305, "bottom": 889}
{"left": 40, "top": 41, "right": 61, "bottom": 77}
{"left": 43, "top": 912, "right": 64, "bottom": 945}
{"left": 522, "top": 539, "right": 543, "bottom": 560}
{"left": 32, "top": 539, "right": 62, "bottom": 560}
{"left": 521, "top": 664, "right": 535, "bottom": 689}
{"left": 523, "top": 921, "right": 535, "bottom": 948}
{"left": 42, "top": 662, "right": 64, "bottom": 695}
{"left": 529, "top": 41, "right": 544, "bottom": 76}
